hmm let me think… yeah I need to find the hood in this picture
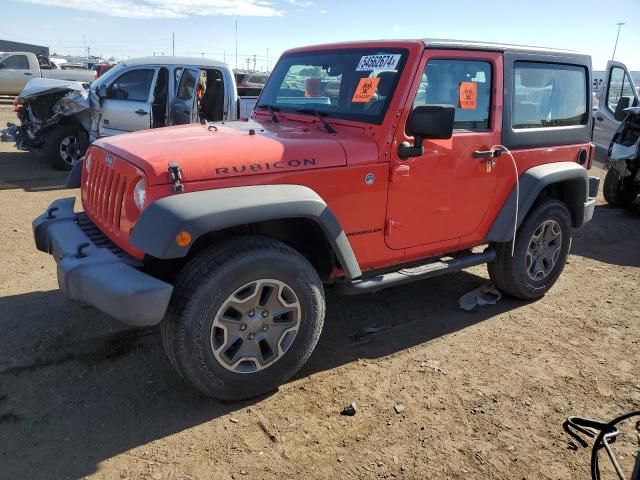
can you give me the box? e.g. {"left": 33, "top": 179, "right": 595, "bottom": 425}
{"left": 18, "top": 78, "right": 88, "bottom": 100}
{"left": 94, "top": 120, "right": 364, "bottom": 185}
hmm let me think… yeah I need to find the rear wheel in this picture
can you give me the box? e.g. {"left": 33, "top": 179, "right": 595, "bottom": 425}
{"left": 489, "top": 199, "right": 572, "bottom": 300}
{"left": 44, "top": 124, "right": 88, "bottom": 171}
{"left": 603, "top": 167, "right": 636, "bottom": 208}
{"left": 161, "top": 236, "right": 325, "bottom": 401}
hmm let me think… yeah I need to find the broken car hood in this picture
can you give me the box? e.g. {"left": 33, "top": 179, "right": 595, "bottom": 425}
{"left": 93, "top": 120, "right": 362, "bottom": 185}
{"left": 18, "top": 78, "right": 88, "bottom": 100}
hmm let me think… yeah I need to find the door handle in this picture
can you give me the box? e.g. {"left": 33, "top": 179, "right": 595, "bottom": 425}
{"left": 473, "top": 149, "right": 500, "bottom": 159}
{"left": 24, "top": 72, "right": 33, "bottom": 75}
{"left": 596, "top": 116, "right": 604, "bottom": 121}
{"left": 135, "top": 109, "right": 148, "bottom": 116}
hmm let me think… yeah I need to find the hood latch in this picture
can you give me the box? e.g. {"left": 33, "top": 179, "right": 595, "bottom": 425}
{"left": 168, "top": 162, "right": 184, "bottom": 192}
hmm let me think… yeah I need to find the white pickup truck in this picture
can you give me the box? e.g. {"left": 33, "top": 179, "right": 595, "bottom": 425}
{"left": 2, "top": 57, "right": 259, "bottom": 169}
{"left": 0, "top": 52, "right": 95, "bottom": 96}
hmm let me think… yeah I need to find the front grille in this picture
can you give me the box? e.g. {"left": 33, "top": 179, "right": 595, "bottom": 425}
{"left": 85, "top": 156, "right": 127, "bottom": 230}
{"left": 77, "top": 213, "right": 141, "bottom": 267}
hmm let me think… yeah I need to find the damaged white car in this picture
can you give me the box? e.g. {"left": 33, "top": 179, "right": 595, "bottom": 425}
{"left": 1, "top": 57, "right": 259, "bottom": 170}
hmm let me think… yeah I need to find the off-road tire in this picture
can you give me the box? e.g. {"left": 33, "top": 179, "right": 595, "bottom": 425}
{"left": 488, "top": 199, "right": 572, "bottom": 300}
{"left": 603, "top": 167, "right": 636, "bottom": 208}
{"left": 44, "top": 124, "right": 88, "bottom": 171}
{"left": 161, "top": 236, "right": 325, "bottom": 401}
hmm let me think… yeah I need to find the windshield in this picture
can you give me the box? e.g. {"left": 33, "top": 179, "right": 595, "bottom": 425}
{"left": 91, "top": 62, "right": 125, "bottom": 90}
{"left": 258, "top": 48, "right": 408, "bottom": 124}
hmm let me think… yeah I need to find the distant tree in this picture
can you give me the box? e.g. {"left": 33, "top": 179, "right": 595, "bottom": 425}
{"left": 299, "top": 66, "right": 323, "bottom": 77}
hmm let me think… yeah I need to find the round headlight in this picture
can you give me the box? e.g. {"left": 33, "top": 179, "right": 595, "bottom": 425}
{"left": 133, "top": 178, "right": 146, "bottom": 210}
{"left": 84, "top": 151, "right": 92, "bottom": 172}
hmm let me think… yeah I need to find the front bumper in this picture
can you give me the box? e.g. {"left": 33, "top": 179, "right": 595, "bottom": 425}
{"left": 33, "top": 198, "right": 173, "bottom": 326}
{"left": 583, "top": 176, "right": 601, "bottom": 225}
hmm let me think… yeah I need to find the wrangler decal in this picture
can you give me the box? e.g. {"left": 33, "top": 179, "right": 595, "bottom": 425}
{"left": 215, "top": 158, "right": 317, "bottom": 176}
{"left": 346, "top": 227, "right": 383, "bottom": 237}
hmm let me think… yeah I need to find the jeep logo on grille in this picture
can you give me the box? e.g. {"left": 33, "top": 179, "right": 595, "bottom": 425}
{"left": 104, "top": 155, "right": 114, "bottom": 167}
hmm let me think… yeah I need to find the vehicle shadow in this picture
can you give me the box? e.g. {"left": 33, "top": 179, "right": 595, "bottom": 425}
{"left": 571, "top": 204, "right": 640, "bottom": 267}
{"left": 0, "top": 150, "right": 70, "bottom": 192}
{"left": 0, "top": 270, "right": 521, "bottom": 479}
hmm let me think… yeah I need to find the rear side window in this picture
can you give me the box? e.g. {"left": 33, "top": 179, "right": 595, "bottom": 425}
{"left": 513, "top": 62, "right": 587, "bottom": 129}
{"left": 108, "top": 69, "right": 155, "bottom": 102}
{"left": 177, "top": 69, "right": 197, "bottom": 100}
{"left": 2, "top": 55, "right": 29, "bottom": 69}
{"left": 413, "top": 59, "right": 492, "bottom": 130}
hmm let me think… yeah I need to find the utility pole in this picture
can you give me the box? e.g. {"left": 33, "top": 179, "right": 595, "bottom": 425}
{"left": 253, "top": 54, "right": 256, "bottom": 71}
{"left": 235, "top": 19, "right": 238, "bottom": 70}
{"left": 266, "top": 48, "right": 269, "bottom": 72}
{"left": 172, "top": 32, "right": 175, "bottom": 56}
{"left": 223, "top": 50, "right": 226, "bottom": 63}
{"left": 612, "top": 22, "right": 625, "bottom": 61}
{"left": 83, "top": 33, "right": 87, "bottom": 58}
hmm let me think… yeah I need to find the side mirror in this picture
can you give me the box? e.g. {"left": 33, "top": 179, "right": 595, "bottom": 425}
{"left": 399, "top": 105, "right": 455, "bottom": 159}
{"left": 96, "top": 84, "right": 107, "bottom": 99}
{"left": 614, "top": 96, "right": 631, "bottom": 122}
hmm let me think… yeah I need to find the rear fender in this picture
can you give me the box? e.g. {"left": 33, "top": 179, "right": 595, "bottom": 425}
{"left": 130, "top": 184, "right": 362, "bottom": 280}
{"left": 486, "top": 162, "right": 589, "bottom": 242}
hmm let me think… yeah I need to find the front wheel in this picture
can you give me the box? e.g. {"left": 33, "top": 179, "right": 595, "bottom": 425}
{"left": 603, "top": 167, "right": 636, "bottom": 208}
{"left": 161, "top": 236, "right": 325, "bottom": 401}
{"left": 488, "top": 199, "right": 572, "bottom": 300}
{"left": 44, "top": 124, "right": 88, "bottom": 171}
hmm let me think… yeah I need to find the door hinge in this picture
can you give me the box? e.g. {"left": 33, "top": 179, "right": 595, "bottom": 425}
{"left": 385, "top": 219, "right": 406, "bottom": 236}
{"left": 390, "top": 164, "right": 410, "bottom": 182}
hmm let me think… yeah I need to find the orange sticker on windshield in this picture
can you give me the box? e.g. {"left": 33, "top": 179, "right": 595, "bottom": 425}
{"left": 352, "top": 77, "right": 380, "bottom": 103}
{"left": 459, "top": 82, "right": 477, "bottom": 109}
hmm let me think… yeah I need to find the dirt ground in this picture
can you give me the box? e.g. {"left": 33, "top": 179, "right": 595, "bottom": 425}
{"left": 0, "top": 99, "right": 638, "bottom": 480}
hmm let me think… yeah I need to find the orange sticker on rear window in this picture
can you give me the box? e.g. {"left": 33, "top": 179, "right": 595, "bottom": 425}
{"left": 459, "top": 82, "right": 477, "bottom": 110}
{"left": 352, "top": 77, "right": 380, "bottom": 103}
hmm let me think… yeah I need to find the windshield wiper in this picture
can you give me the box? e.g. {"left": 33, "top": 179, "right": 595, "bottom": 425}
{"left": 256, "top": 103, "right": 280, "bottom": 123}
{"left": 296, "top": 108, "right": 337, "bottom": 134}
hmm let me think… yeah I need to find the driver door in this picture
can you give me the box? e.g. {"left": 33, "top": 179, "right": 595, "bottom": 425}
{"left": 385, "top": 50, "right": 502, "bottom": 249}
{"left": 99, "top": 67, "right": 157, "bottom": 137}
{"left": 170, "top": 67, "right": 200, "bottom": 125}
{"left": 593, "top": 61, "right": 638, "bottom": 154}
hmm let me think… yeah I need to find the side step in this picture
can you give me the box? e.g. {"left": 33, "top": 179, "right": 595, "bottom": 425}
{"left": 335, "top": 249, "right": 496, "bottom": 295}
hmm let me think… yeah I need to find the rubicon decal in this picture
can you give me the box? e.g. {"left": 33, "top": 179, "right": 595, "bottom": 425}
{"left": 215, "top": 158, "right": 317, "bottom": 176}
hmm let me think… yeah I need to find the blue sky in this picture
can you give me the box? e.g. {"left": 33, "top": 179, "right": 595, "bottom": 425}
{"left": 4, "top": 0, "right": 639, "bottom": 71}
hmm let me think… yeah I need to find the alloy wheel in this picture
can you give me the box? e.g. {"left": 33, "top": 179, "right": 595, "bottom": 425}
{"left": 210, "top": 279, "right": 301, "bottom": 373}
{"left": 525, "top": 219, "right": 563, "bottom": 281}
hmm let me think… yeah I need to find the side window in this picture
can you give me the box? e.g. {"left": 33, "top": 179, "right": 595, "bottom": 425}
{"left": 607, "top": 67, "right": 635, "bottom": 113}
{"left": 177, "top": 69, "right": 198, "bottom": 100}
{"left": 174, "top": 67, "right": 183, "bottom": 89}
{"left": 3, "top": 55, "right": 29, "bottom": 69}
{"left": 413, "top": 59, "right": 492, "bottom": 130}
{"left": 513, "top": 62, "right": 587, "bottom": 129}
{"left": 107, "top": 69, "right": 155, "bottom": 102}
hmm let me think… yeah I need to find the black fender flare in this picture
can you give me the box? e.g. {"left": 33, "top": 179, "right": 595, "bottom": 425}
{"left": 486, "top": 162, "right": 589, "bottom": 242}
{"left": 130, "top": 184, "right": 362, "bottom": 280}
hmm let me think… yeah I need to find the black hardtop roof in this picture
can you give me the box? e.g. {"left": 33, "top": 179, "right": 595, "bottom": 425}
{"left": 422, "top": 38, "right": 591, "bottom": 60}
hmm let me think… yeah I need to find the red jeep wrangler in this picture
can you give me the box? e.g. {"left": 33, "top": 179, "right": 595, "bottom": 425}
{"left": 34, "top": 40, "right": 599, "bottom": 400}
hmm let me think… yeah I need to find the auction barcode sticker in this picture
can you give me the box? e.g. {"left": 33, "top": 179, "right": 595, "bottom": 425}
{"left": 356, "top": 54, "right": 401, "bottom": 71}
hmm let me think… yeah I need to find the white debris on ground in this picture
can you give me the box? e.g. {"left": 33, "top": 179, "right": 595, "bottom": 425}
{"left": 458, "top": 283, "right": 502, "bottom": 311}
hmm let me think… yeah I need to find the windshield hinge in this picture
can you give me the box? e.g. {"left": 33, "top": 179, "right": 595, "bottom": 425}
{"left": 168, "top": 162, "right": 184, "bottom": 192}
